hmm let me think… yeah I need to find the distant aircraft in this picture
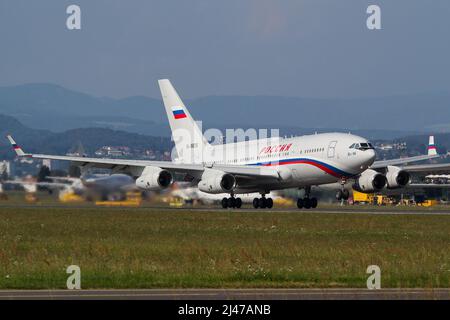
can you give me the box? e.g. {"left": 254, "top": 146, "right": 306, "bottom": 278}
{"left": 6, "top": 79, "right": 444, "bottom": 209}
{"left": 4, "top": 173, "right": 136, "bottom": 201}
{"left": 52, "top": 173, "right": 137, "bottom": 201}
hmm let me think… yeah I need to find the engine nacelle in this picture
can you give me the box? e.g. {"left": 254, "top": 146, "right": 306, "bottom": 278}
{"left": 136, "top": 166, "right": 173, "bottom": 190}
{"left": 198, "top": 169, "right": 236, "bottom": 194}
{"left": 385, "top": 165, "right": 410, "bottom": 189}
{"left": 353, "top": 169, "right": 387, "bottom": 193}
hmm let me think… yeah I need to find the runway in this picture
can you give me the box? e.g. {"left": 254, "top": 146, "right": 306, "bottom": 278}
{"left": 0, "top": 288, "right": 449, "bottom": 300}
{"left": 1, "top": 203, "right": 450, "bottom": 215}
{"left": 173, "top": 207, "right": 450, "bottom": 215}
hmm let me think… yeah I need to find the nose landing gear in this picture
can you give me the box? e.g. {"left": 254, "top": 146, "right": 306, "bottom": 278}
{"left": 335, "top": 189, "right": 350, "bottom": 201}
{"left": 336, "top": 178, "right": 350, "bottom": 201}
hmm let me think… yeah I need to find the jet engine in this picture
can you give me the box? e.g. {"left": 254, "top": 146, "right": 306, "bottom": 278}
{"left": 135, "top": 166, "right": 173, "bottom": 190}
{"left": 353, "top": 169, "right": 387, "bottom": 193}
{"left": 385, "top": 165, "right": 410, "bottom": 189}
{"left": 198, "top": 169, "right": 236, "bottom": 194}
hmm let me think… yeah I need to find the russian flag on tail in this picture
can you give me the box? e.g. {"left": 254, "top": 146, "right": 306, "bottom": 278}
{"left": 171, "top": 106, "right": 187, "bottom": 119}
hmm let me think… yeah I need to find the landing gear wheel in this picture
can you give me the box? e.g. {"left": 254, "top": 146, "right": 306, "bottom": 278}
{"left": 342, "top": 189, "right": 350, "bottom": 200}
{"left": 228, "top": 197, "right": 236, "bottom": 208}
{"left": 253, "top": 198, "right": 259, "bottom": 209}
{"left": 266, "top": 198, "right": 273, "bottom": 209}
{"left": 303, "top": 198, "right": 312, "bottom": 209}
{"left": 310, "top": 197, "right": 318, "bottom": 208}
{"left": 336, "top": 189, "right": 349, "bottom": 201}
{"left": 221, "top": 197, "right": 228, "bottom": 209}
{"left": 235, "top": 198, "right": 242, "bottom": 208}
{"left": 297, "top": 198, "right": 304, "bottom": 209}
{"left": 260, "top": 198, "right": 267, "bottom": 209}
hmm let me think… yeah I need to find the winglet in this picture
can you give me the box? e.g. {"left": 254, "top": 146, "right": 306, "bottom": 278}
{"left": 6, "top": 135, "right": 27, "bottom": 157}
{"left": 428, "top": 135, "right": 438, "bottom": 156}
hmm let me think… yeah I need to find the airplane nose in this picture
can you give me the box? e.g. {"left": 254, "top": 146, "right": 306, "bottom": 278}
{"left": 361, "top": 149, "right": 376, "bottom": 168}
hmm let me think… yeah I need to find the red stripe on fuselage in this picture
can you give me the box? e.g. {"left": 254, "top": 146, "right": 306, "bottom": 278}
{"left": 260, "top": 159, "right": 343, "bottom": 178}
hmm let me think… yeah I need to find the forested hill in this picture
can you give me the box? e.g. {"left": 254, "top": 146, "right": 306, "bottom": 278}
{"left": 0, "top": 114, "right": 172, "bottom": 160}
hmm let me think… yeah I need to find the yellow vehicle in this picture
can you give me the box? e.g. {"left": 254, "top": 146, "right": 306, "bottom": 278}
{"left": 169, "top": 198, "right": 184, "bottom": 207}
{"left": 95, "top": 191, "right": 142, "bottom": 207}
{"left": 352, "top": 190, "right": 392, "bottom": 205}
{"left": 59, "top": 192, "right": 84, "bottom": 203}
{"left": 417, "top": 199, "right": 437, "bottom": 207}
{"left": 25, "top": 193, "right": 38, "bottom": 203}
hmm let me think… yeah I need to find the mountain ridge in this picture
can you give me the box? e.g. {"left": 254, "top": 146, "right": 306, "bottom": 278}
{"left": 1, "top": 83, "right": 450, "bottom": 138}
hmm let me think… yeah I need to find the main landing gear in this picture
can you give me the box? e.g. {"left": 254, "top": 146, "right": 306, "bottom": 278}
{"left": 221, "top": 196, "right": 242, "bottom": 208}
{"left": 297, "top": 186, "right": 318, "bottom": 209}
{"left": 252, "top": 195, "right": 274, "bottom": 209}
{"left": 297, "top": 197, "right": 318, "bottom": 209}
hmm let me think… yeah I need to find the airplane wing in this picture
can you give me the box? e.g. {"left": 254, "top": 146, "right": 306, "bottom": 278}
{"left": 3, "top": 180, "right": 70, "bottom": 189}
{"left": 6, "top": 135, "right": 280, "bottom": 180}
{"left": 398, "top": 163, "right": 450, "bottom": 173}
{"left": 47, "top": 176, "right": 80, "bottom": 183}
{"left": 370, "top": 154, "right": 440, "bottom": 169}
{"left": 370, "top": 135, "right": 442, "bottom": 169}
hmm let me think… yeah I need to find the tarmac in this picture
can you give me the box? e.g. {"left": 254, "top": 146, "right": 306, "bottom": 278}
{"left": 1, "top": 203, "right": 450, "bottom": 215}
{"left": 0, "top": 288, "right": 449, "bottom": 300}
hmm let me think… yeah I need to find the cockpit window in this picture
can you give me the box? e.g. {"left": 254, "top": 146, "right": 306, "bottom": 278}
{"left": 350, "top": 142, "right": 374, "bottom": 150}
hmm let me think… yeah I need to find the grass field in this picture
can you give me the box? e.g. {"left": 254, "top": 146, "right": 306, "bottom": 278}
{"left": 0, "top": 206, "right": 449, "bottom": 289}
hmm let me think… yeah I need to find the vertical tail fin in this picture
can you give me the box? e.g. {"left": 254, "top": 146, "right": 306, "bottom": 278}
{"left": 6, "top": 135, "right": 26, "bottom": 156}
{"left": 158, "top": 79, "right": 210, "bottom": 163}
{"left": 428, "top": 135, "right": 437, "bottom": 156}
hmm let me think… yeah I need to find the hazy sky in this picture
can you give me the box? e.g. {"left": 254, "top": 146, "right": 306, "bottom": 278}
{"left": 1, "top": 0, "right": 450, "bottom": 99}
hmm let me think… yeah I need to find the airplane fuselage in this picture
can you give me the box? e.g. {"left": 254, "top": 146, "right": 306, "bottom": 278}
{"left": 185, "top": 132, "right": 376, "bottom": 193}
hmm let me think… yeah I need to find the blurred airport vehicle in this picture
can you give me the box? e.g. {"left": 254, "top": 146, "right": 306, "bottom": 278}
{"left": 0, "top": 183, "right": 7, "bottom": 200}
{"left": 95, "top": 191, "right": 142, "bottom": 207}
{"left": 352, "top": 190, "right": 393, "bottom": 206}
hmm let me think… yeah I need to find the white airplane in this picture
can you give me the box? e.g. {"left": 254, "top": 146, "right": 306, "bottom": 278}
{"left": 50, "top": 173, "right": 137, "bottom": 200}
{"left": 2, "top": 173, "right": 136, "bottom": 201}
{"left": 6, "top": 79, "right": 442, "bottom": 209}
